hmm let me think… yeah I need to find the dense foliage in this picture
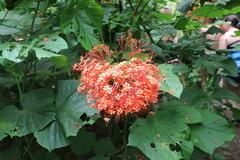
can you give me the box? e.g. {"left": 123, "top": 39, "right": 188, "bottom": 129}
{"left": 0, "top": 0, "right": 240, "bottom": 159}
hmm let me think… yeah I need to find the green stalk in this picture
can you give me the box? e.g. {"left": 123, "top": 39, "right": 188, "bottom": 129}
{"left": 22, "top": 136, "right": 34, "bottom": 159}
{"left": 14, "top": 75, "right": 22, "bottom": 97}
{"left": 21, "top": 58, "right": 29, "bottom": 95}
{"left": 30, "top": 2, "right": 41, "bottom": 34}
{"left": 121, "top": 116, "right": 128, "bottom": 160}
{"left": 130, "top": 0, "right": 143, "bottom": 18}
{"left": 0, "top": 98, "right": 18, "bottom": 103}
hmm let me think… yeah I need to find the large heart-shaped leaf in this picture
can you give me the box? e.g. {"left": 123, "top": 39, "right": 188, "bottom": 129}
{"left": 0, "top": 89, "right": 55, "bottom": 137}
{"left": 189, "top": 109, "right": 235, "bottom": 155}
{"left": 34, "top": 80, "right": 99, "bottom": 152}
{"left": 55, "top": 80, "right": 98, "bottom": 137}
{"left": 128, "top": 110, "right": 189, "bottom": 160}
{"left": 34, "top": 121, "right": 70, "bottom": 152}
{"left": 158, "top": 64, "right": 183, "bottom": 98}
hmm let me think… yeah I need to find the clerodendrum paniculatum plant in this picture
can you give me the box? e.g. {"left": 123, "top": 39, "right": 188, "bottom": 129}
{"left": 0, "top": 0, "right": 239, "bottom": 159}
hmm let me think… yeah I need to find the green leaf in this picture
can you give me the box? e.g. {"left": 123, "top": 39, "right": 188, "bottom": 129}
{"left": 180, "top": 89, "right": 212, "bottom": 107}
{"left": 84, "top": 2, "right": 104, "bottom": 34}
{"left": 152, "top": 13, "right": 174, "bottom": 22}
{"left": 89, "top": 156, "right": 110, "bottom": 160}
{"left": 2, "top": 45, "right": 24, "bottom": 62}
{"left": 70, "top": 129, "right": 114, "bottom": 157}
{"left": 206, "top": 26, "right": 224, "bottom": 34}
{"left": 75, "top": 0, "right": 90, "bottom": 10}
{"left": 174, "top": 18, "right": 189, "bottom": 30}
{"left": 189, "top": 109, "right": 235, "bottom": 155}
{"left": 172, "top": 64, "right": 190, "bottom": 74}
{"left": 0, "top": 129, "right": 7, "bottom": 141}
{"left": 0, "top": 25, "right": 20, "bottom": 35}
{"left": 55, "top": 80, "right": 98, "bottom": 137}
{"left": 0, "top": 142, "right": 20, "bottom": 160}
{"left": 160, "top": 101, "right": 202, "bottom": 124}
{"left": 35, "top": 80, "right": 99, "bottom": 152}
{"left": 34, "top": 121, "right": 70, "bottom": 152}
{"left": 210, "top": 88, "right": 240, "bottom": 101}
{"left": 70, "top": 129, "right": 96, "bottom": 157}
{"left": 128, "top": 110, "right": 189, "bottom": 160}
{"left": 171, "top": 137, "right": 193, "bottom": 160}
{"left": 31, "top": 47, "right": 64, "bottom": 59}
{"left": 158, "top": 64, "right": 183, "bottom": 98}
{"left": 176, "top": 0, "right": 195, "bottom": 13}
{"left": 73, "top": 10, "right": 99, "bottom": 51}
{"left": 0, "top": 89, "right": 55, "bottom": 137}
{"left": 32, "top": 148, "right": 60, "bottom": 160}
{"left": 60, "top": 3, "right": 102, "bottom": 51}
{"left": 94, "top": 138, "right": 115, "bottom": 156}
{"left": 195, "top": 56, "right": 238, "bottom": 76}
{"left": 0, "top": 0, "right": 6, "bottom": 10}
{"left": 35, "top": 34, "right": 68, "bottom": 53}
{"left": 192, "top": 5, "right": 223, "bottom": 18}
{"left": 50, "top": 56, "right": 69, "bottom": 71}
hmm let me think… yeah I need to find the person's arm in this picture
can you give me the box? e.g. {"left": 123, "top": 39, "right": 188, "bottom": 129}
{"left": 218, "top": 34, "right": 228, "bottom": 50}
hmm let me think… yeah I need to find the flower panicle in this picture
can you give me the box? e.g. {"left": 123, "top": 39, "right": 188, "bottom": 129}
{"left": 73, "top": 34, "right": 164, "bottom": 120}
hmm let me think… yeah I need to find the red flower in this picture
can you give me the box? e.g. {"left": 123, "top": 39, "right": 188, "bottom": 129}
{"left": 73, "top": 35, "right": 164, "bottom": 119}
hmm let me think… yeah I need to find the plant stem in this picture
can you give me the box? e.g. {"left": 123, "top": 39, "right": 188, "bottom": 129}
{"left": 0, "top": 97, "right": 18, "bottom": 103}
{"left": 127, "top": 0, "right": 134, "bottom": 11}
{"left": 31, "top": 2, "right": 41, "bottom": 34}
{"left": 122, "top": 116, "right": 128, "bottom": 160}
{"left": 15, "top": 75, "right": 22, "bottom": 98}
{"left": 22, "top": 136, "right": 34, "bottom": 159}
{"left": 22, "top": 58, "right": 29, "bottom": 95}
{"left": 131, "top": 0, "right": 143, "bottom": 18}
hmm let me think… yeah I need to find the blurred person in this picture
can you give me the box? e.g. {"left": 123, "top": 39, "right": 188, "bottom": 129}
{"left": 218, "top": 14, "right": 240, "bottom": 108}
{"left": 159, "top": 6, "right": 172, "bottom": 14}
{"left": 200, "top": 18, "right": 221, "bottom": 49}
{"left": 159, "top": 6, "right": 178, "bottom": 43}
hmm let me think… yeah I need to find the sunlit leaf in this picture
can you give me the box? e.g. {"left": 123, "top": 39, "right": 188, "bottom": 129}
{"left": 158, "top": 64, "right": 183, "bottom": 98}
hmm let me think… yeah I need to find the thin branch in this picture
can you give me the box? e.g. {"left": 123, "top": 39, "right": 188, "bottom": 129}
{"left": 30, "top": 2, "right": 41, "bottom": 34}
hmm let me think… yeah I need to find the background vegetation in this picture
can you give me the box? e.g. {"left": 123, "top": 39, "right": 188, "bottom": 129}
{"left": 0, "top": 0, "right": 240, "bottom": 159}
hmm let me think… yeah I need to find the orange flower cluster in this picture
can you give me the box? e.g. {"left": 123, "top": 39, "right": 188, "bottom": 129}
{"left": 73, "top": 36, "right": 164, "bottom": 118}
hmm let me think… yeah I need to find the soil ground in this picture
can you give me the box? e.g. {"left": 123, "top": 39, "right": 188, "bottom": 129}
{"left": 209, "top": 108, "right": 240, "bottom": 160}
{"left": 222, "top": 123, "right": 240, "bottom": 160}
